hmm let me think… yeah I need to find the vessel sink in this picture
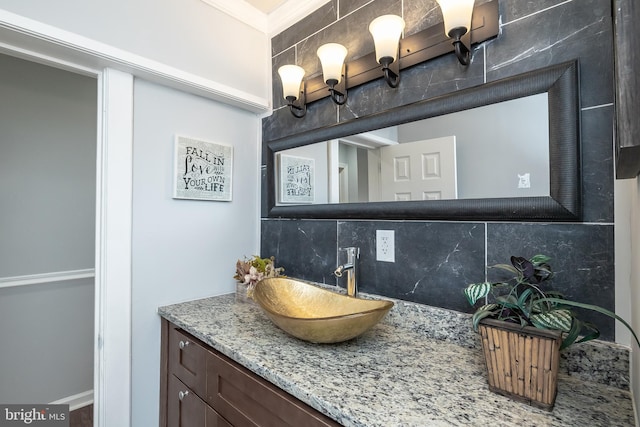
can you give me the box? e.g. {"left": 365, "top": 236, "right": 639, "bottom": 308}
{"left": 252, "top": 277, "right": 394, "bottom": 343}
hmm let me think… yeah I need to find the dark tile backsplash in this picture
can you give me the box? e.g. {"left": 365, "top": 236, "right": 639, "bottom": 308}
{"left": 485, "top": 0, "right": 614, "bottom": 108}
{"left": 581, "top": 106, "right": 615, "bottom": 223}
{"left": 486, "top": 223, "right": 615, "bottom": 339}
{"left": 271, "top": 1, "right": 337, "bottom": 57}
{"left": 261, "top": 0, "right": 617, "bottom": 341}
{"left": 261, "top": 219, "right": 337, "bottom": 284}
{"left": 335, "top": 221, "right": 486, "bottom": 312}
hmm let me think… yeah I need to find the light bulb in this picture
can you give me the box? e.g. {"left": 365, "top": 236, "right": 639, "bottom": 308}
{"left": 277, "top": 65, "right": 305, "bottom": 100}
{"left": 317, "top": 43, "right": 348, "bottom": 85}
{"left": 436, "top": 0, "right": 475, "bottom": 37}
{"left": 369, "top": 15, "right": 405, "bottom": 64}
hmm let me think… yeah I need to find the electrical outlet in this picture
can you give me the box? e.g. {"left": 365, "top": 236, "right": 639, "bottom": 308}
{"left": 376, "top": 230, "right": 395, "bottom": 262}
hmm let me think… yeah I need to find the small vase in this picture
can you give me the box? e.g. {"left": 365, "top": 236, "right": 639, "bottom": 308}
{"left": 235, "top": 282, "right": 254, "bottom": 304}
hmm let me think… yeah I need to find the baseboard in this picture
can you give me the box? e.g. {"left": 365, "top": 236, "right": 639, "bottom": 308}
{"left": 50, "top": 390, "right": 93, "bottom": 411}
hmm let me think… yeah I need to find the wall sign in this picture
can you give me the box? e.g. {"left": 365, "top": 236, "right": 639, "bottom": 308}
{"left": 279, "top": 154, "right": 314, "bottom": 204}
{"left": 174, "top": 135, "right": 233, "bottom": 201}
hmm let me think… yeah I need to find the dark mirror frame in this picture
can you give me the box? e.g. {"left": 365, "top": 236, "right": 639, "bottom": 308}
{"left": 266, "top": 60, "right": 580, "bottom": 221}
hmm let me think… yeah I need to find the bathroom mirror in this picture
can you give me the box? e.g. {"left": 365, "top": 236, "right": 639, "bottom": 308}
{"left": 266, "top": 61, "right": 580, "bottom": 221}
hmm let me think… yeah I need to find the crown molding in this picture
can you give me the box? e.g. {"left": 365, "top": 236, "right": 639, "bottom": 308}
{"left": 268, "top": 0, "right": 331, "bottom": 37}
{"left": 200, "top": 0, "right": 330, "bottom": 36}
{"left": 200, "top": 0, "right": 268, "bottom": 32}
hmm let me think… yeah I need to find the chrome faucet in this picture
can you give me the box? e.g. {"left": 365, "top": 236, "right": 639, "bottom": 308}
{"left": 334, "top": 247, "right": 360, "bottom": 298}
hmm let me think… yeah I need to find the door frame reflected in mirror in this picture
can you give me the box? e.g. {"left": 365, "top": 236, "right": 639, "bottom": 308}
{"left": 265, "top": 60, "right": 580, "bottom": 221}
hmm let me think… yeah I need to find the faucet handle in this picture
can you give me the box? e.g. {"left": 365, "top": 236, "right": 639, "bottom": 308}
{"left": 339, "top": 247, "right": 360, "bottom": 258}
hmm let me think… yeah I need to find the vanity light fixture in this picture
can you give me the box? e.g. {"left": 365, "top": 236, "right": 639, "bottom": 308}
{"left": 436, "top": 0, "right": 475, "bottom": 65}
{"left": 278, "top": 64, "right": 306, "bottom": 118}
{"left": 316, "top": 43, "right": 348, "bottom": 105}
{"left": 276, "top": 0, "right": 499, "bottom": 118}
{"left": 368, "top": 15, "right": 405, "bottom": 88}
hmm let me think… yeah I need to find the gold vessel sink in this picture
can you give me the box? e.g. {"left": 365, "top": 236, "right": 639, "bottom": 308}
{"left": 252, "top": 277, "right": 394, "bottom": 343}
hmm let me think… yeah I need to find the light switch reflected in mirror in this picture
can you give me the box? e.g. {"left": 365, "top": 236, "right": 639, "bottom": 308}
{"left": 275, "top": 93, "right": 549, "bottom": 206}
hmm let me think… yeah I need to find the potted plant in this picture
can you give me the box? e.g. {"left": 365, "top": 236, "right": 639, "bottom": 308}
{"left": 464, "top": 254, "right": 639, "bottom": 410}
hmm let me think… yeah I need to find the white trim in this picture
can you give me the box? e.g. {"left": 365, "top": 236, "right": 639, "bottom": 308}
{"left": 268, "top": 0, "right": 331, "bottom": 37}
{"left": 0, "top": 269, "right": 95, "bottom": 289}
{"left": 0, "top": 41, "right": 100, "bottom": 77}
{"left": 94, "top": 68, "right": 133, "bottom": 427}
{"left": 50, "top": 390, "right": 93, "bottom": 412}
{"left": 198, "top": 0, "right": 330, "bottom": 37}
{"left": 200, "top": 0, "right": 268, "bottom": 33}
{"left": 0, "top": 9, "right": 269, "bottom": 113}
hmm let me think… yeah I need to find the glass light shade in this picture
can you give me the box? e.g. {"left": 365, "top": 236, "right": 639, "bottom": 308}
{"left": 436, "top": 0, "right": 475, "bottom": 36}
{"left": 316, "top": 43, "right": 348, "bottom": 84}
{"left": 277, "top": 65, "right": 305, "bottom": 100}
{"left": 368, "top": 15, "right": 405, "bottom": 63}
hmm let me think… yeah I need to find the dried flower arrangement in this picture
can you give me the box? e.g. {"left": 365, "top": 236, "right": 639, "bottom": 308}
{"left": 234, "top": 255, "right": 285, "bottom": 297}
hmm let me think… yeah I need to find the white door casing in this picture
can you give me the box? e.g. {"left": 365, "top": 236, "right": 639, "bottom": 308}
{"left": 94, "top": 68, "right": 134, "bottom": 427}
{"left": 339, "top": 163, "right": 349, "bottom": 203}
{"left": 327, "top": 139, "right": 340, "bottom": 203}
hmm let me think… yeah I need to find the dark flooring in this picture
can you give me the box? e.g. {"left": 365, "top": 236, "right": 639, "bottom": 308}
{"left": 69, "top": 404, "right": 93, "bottom": 427}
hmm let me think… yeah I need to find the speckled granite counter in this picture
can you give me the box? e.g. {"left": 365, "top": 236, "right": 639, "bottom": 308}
{"left": 158, "top": 291, "right": 636, "bottom": 427}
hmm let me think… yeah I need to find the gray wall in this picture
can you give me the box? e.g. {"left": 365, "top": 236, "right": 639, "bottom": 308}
{"left": 131, "top": 78, "right": 261, "bottom": 427}
{"left": 0, "top": 54, "right": 96, "bottom": 402}
{"left": 262, "top": 0, "right": 618, "bottom": 340}
{"left": 0, "top": 279, "right": 94, "bottom": 403}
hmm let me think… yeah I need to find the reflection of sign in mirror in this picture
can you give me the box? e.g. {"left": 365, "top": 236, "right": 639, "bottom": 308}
{"left": 174, "top": 135, "right": 233, "bottom": 201}
{"left": 279, "top": 154, "right": 314, "bottom": 204}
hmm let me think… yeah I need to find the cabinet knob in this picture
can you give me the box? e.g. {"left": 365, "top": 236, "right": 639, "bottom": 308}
{"left": 179, "top": 340, "right": 189, "bottom": 349}
{"left": 178, "top": 390, "right": 189, "bottom": 400}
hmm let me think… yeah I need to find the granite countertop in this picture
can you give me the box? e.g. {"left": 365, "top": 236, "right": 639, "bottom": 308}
{"left": 158, "top": 291, "right": 636, "bottom": 427}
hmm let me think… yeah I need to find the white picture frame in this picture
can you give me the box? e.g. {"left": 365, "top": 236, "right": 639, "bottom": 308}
{"left": 278, "top": 154, "right": 315, "bottom": 204}
{"left": 173, "top": 135, "right": 233, "bottom": 201}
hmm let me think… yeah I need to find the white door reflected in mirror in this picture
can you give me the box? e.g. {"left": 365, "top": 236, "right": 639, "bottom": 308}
{"left": 378, "top": 135, "right": 457, "bottom": 201}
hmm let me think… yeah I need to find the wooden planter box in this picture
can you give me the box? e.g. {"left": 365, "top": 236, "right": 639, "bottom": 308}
{"left": 478, "top": 318, "right": 562, "bottom": 411}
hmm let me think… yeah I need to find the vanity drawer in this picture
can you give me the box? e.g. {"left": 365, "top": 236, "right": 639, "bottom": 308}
{"left": 168, "top": 375, "right": 232, "bottom": 427}
{"left": 206, "top": 350, "right": 341, "bottom": 427}
{"left": 169, "top": 326, "right": 208, "bottom": 399}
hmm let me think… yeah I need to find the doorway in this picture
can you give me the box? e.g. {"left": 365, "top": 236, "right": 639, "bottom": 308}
{"left": 0, "top": 53, "right": 97, "bottom": 412}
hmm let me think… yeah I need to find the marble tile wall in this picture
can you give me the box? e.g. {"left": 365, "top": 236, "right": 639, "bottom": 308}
{"left": 261, "top": 0, "right": 617, "bottom": 340}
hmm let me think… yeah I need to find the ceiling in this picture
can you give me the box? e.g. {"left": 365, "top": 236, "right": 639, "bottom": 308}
{"left": 201, "top": 0, "right": 328, "bottom": 35}
{"left": 244, "top": 0, "right": 289, "bottom": 15}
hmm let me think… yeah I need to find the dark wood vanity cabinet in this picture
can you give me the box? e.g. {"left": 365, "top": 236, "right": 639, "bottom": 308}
{"left": 167, "top": 374, "right": 231, "bottom": 427}
{"left": 160, "top": 319, "right": 341, "bottom": 427}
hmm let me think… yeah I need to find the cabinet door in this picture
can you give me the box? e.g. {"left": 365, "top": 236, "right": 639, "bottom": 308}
{"left": 169, "top": 326, "right": 208, "bottom": 398}
{"left": 206, "top": 406, "right": 232, "bottom": 427}
{"left": 206, "top": 350, "right": 341, "bottom": 427}
{"left": 168, "top": 375, "right": 207, "bottom": 427}
{"left": 168, "top": 375, "right": 232, "bottom": 427}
